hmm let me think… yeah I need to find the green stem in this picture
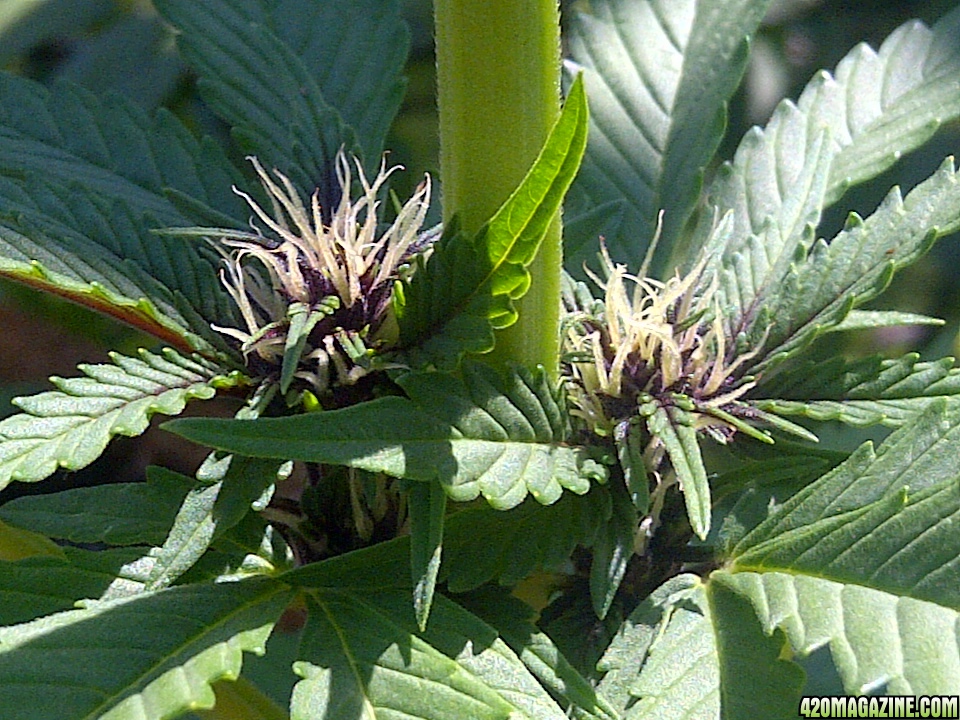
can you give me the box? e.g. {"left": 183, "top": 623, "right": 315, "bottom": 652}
{"left": 435, "top": 0, "right": 563, "bottom": 376}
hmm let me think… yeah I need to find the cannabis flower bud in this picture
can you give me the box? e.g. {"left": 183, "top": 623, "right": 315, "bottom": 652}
{"left": 564, "top": 247, "right": 762, "bottom": 441}
{"left": 210, "top": 152, "right": 431, "bottom": 395}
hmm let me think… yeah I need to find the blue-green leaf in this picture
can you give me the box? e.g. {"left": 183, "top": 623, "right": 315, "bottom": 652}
{"left": 167, "top": 363, "right": 604, "bottom": 510}
{"left": 719, "top": 399, "right": 960, "bottom": 695}
{"left": 690, "top": 7, "right": 960, "bottom": 346}
{"left": 155, "top": 0, "right": 359, "bottom": 202}
{"left": 753, "top": 352, "right": 960, "bottom": 427}
{"left": 748, "top": 159, "right": 960, "bottom": 370}
{"left": 563, "top": 0, "right": 773, "bottom": 276}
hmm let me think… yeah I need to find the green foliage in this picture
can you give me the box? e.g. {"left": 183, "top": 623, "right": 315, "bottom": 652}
{"left": 395, "top": 76, "right": 589, "bottom": 368}
{"left": 0, "top": 73, "right": 243, "bottom": 347}
{"left": 754, "top": 352, "right": 960, "bottom": 426}
{"left": 0, "top": 349, "right": 243, "bottom": 491}
{"left": 167, "top": 362, "right": 604, "bottom": 510}
{"left": 694, "top": 4, "right": 960, "bottom": 342}
{"left": 0, "top": 576, "right": 293, "bottom": 720}
{"left": 563, "top": 0, "right": 774, "bottom": 276}
{"left": 1, "top": 1, "right": 960, "bottom": 718}
{"left": 0, "top": 467, "right": 196, "bottom": 546}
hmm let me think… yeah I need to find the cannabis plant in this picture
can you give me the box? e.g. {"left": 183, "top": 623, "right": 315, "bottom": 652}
{"left": 1, "top": 0, "right": 959, "bottom": 718}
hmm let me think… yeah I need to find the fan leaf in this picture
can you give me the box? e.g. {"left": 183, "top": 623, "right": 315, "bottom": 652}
{"left": 591, "top": 573, "right": 803, "bottom": 720}
{"left": 285, "top": 542, "right": 569, "bottom": 720}
{"left": 753, "top": 352, "right": 960, "bottom": 427}
{"left": 717, "top": 399, "right": 960, "bottom": 695}
{"left": 695, "top": 7, "right": 960, "bottom": 338}
{"left": 750, "top": 158, "right": 960, "bottom": 371}
{"left": 0, "top": 73, "right": 245, "bottom": 342}
{"left": 167, "top": 363, "right": 605, "bottom": 511}
{"left": 0, "top": 348, "right": 242, "bottom": 492}
{"left": 563, "top": 0, "right": 774, "bottom": 276}
{"left": 0, "top": 577, "right": 293, "bottom": 720}
{"left": 155, "top": 0, "right": 363, "bottom": 201}
{"left": 267, "top": 0, "right": 409, "bottom": 161}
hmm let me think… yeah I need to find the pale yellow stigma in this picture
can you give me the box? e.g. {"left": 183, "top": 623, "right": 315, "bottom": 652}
{"left": 209, "top": 150, "right": 431, "bottom": 390}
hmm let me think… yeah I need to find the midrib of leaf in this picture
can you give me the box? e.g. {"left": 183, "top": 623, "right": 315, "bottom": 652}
{"left": 296, "top": 590, "right": 537, "bottom": 719}
{"left": 694, "top": 6, "right": 960, "bottom": 340}
{"left": 563, "top": 0, "right": 773, "bottom": 276}
{"left": 312, "top": 594, "right": 377, "bottom": 719}
{"left": 752, "top": 353, "right": 960, "bottom": 428}
{"left": 0, "top": 348, "right": 241, "bottom": 491}
{"left": 717, "top": 400, "right": 960, "bottom": 694}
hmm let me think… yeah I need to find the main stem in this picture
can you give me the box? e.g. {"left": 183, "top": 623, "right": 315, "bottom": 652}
{"left": 435, "top": 0, "right": 563, "bottom": 376}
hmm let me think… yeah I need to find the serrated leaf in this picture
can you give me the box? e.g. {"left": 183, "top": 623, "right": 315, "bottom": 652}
{"left": 823, "top": 6, "right": 960, "bottom": 205}
{"left": 285, "top": 543, "right": 568, "bottom": 720}
{"left": 0, "top": 578, "right": 292, "bottom": 720}
{"left": 693, "top": 7, "right": 960, "bottom": 337}
{"left": 146, "top": 456, "right": 281, "bottom": 591}
{"left": 0, "top": 73, "right": 245, "bottom": 342}
{"left": 718, "top": 570, "right": 960, "bottom": 695}
{"left": 748, "top": 159, "right": 960, "bottom": 370}
{"left": 0, "top": 348, "right": 241, "bottom": 492}
{"left": 563, "top": 0, "right": 773, "bottom": 276}
{"left": 409, "top": 480, "right": 446, "bottom": 631}
{"left": 593, "top": 575, "right": 699, "bottom": 718}
{"left": 719, "top": 399, "right": 960, "bottom": 695}
{"left": 0, "top": 465, "right": 196, "bottom": 546}
{"left": 457, "top": 587, "right": 621, "bottom": 720}
{"left": 753, "top": 352, "right": 960, "bottom": 427}
{"left": 736, "top": 399, "right": 960, "bottom": 547}
{"left": 646, "top": 403, "right": 710, "bottom": 539}
{"left": 155, "top": 0, "right": 358, "bottom": 203}
{"left": 0, "top": 221, "right": 216, "bottom": 355}
{"left": 167, "top": 363, "right": 605, "bottom": 511}
{"left": 395, "top": 76, "right": 589, "bottom": 368}
{"left": 601, "top": 574, "right": 803, "bottom": 720}
{"left": 709, "top": 441, "right": 847, "bottom": 552}
{"left": 268, "top": 0, "right": 409, "bottom": 161}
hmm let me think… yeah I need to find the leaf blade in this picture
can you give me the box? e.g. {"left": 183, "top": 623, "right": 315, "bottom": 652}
{"left": 167, "top": 364, "right": 605, "bottom": 511}
{"left": 0, "top": 577, "right": 293, "bottom": 720}
{"left": 0, "top": 348, "right": 241, "bottom": 492}
{"left": 563, "top": 0, "right": 774, "bottom": 276}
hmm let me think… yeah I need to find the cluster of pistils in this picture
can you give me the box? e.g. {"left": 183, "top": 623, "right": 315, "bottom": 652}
{"left": 564, "top": 248, "right": 761, "bottom": 436}
{"left": 210, "top": 151, "right": 432, "bottom": 392}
